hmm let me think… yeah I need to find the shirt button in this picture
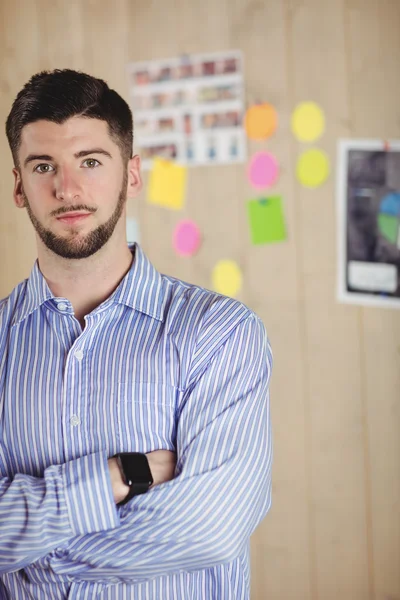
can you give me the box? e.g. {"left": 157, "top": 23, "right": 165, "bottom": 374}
{"left": 70, "top": 415, "right": 80, "bottom": 426}
{"left": 57, "top": 302, "right": 68, "bottom": 311}
{"left": 74, "top": 350, "right": 84, "bottom": 361}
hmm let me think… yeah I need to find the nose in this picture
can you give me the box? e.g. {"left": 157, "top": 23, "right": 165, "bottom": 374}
{"left": 54, "top": 166, "right": 82, "bottom": 203}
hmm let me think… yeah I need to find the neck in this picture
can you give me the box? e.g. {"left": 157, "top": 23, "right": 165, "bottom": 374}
{"left": 37, "top": 235, "right": 134, "bottom": 326}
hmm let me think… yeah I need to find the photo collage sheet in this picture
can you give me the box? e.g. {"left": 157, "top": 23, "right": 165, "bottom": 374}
{"left": 127, "top": 50, "right": 246, "bottom": 169}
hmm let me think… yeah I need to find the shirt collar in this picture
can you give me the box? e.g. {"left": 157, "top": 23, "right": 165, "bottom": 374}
{"left": 113, "top": 243, "right": 165, "bottom": 321}
{"left": 12, "top": 243, "right": 166, "bottom": 326}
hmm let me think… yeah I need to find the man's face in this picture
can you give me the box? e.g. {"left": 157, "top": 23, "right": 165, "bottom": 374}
{"left": 13, "top": 116, "right": 141, "bottom": 259}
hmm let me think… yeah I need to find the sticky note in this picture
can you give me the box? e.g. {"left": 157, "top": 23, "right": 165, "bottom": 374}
{"left": 126, "top": 217, "right": 140, "bottom": 243}
{"left": 248, "top": 151, "right": 279, "bottom": 190}
{"left": 212, "top": 260, "right": 242, "bottom": 298}
{"left": 248, "top": 197, "right": 286, "bottom": 244}
{"left": 173, "top": 220, "right": 201, "bottom": 256}
{"left": 148, "top": 157, "right": 187, "bottom": 210}
{"left": 296, "top": 148, "right": 329, "bottom": 188}
{"left": 244, "top": 103, "right": 277, "bottom": 140}
{"left": 291, "top": 102, "right": 325, "bottom": 142}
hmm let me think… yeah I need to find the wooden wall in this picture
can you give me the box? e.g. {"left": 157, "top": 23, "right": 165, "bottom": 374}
{"left": 0, "top": 1, "right": 399, "bottom": 598}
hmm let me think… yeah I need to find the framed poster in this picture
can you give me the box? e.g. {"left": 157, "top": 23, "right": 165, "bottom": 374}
{"left": 127, "top": 50, "right": 246, "bottom": 169}
{"left": 337, "top": 139, "right": 400, "bottom": 309}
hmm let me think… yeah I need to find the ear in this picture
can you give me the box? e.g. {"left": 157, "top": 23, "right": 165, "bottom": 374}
{"left": 126, "top": 155, "right": 142, "bottom": 198}
{"left": 13, "top": 168, "right": 26, "bottom": 208}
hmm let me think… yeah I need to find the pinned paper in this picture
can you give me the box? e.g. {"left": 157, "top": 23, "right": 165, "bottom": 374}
{"left": 248, "top": 151, "right": 279, "bottom": 190}
{"left": 126, "top": 217, "right": 140, "bottom": 244}
{"left": 173, "top": 220, "right": 201, "bottom": 256}
{"left": 291, "top": 102, "right": 325, "bottom": 142}
{"left": 212, "top": 260, "right": 242, "bottom": 298}
{"left": 248, "top": 197, "right": 286, "bottom": 244}
{"left": 244, "top": 103, "right": 277, "bottom": 140}
{"left": 148, "top": 157, "right": 187, "bottom": 210}
{"left": 296, "top": 149, "right": 329, "bottom": 187}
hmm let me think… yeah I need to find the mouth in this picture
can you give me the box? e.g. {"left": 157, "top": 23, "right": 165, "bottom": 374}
{"left": 56, "top": 212, "right": 92, "bottom": 225}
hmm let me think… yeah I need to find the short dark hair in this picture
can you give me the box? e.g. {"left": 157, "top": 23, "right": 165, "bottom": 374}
{"left": 6, "top": 69, "right": 133, "bottom": 167}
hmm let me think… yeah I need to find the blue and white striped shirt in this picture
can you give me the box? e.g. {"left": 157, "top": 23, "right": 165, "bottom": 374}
{"left": 0, "top": 243, "right": 273, "bottom": 600}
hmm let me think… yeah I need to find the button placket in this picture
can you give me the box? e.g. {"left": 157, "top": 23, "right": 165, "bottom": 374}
{"left": 63, "top": 341, "right": 87, "bottom": 455}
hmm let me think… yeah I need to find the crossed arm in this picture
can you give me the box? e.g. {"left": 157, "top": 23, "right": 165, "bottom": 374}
{"left": 0, "top": 314, "right": 273, "bottom": 583}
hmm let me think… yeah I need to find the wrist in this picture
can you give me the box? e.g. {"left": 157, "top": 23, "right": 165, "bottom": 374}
{"left": 113, "top": 452, "right": 154, "bottom": 506}
{"left": 108, "top": 457, "right": 130, "bottom": 504}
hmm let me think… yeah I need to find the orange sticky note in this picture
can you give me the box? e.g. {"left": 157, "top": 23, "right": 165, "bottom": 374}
{"left": 244, "top": 103, "right": 277, "bottom": 140}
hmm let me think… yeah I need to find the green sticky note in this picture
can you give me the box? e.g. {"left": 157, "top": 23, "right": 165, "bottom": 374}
{"left": 248, "top": 197, "right": 286, "bottom": 244}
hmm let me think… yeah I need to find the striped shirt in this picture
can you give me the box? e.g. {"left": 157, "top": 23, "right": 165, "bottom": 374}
{"left": 0, "top": 243, "right": 273, "bottom": 600}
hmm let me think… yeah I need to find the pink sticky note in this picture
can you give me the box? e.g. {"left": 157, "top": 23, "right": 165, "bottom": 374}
{"left": 173, "top": 220, "right": 201, "bottom": 256}
{"left": 248, "top": 151, "right": 279, "bottom": 189}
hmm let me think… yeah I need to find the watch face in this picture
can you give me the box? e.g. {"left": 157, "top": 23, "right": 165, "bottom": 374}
{"left": 119, "top": 452, "right": 153, "bottom": 485}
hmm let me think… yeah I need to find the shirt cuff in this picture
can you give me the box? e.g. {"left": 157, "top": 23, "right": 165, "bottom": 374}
{"left": 60, "top": 450, "right": 120, "bottom": 536}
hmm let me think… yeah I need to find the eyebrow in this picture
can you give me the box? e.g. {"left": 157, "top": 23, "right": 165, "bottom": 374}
{"left": 23, "top": 148, "right": 113, "bottom": 168}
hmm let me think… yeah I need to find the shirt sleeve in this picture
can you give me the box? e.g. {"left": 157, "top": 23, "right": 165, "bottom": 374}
{"left": 0, "top": 450, "right": 120, "bottom": 575}
{"left": 45, "top": 313, "right": 273, "bottom": 585}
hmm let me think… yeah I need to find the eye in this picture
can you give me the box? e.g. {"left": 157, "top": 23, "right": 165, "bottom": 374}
{"left": 34, "top": 163, "right": 54, "bottom": 173}
{"left": 82, "top": 158, "right": 100, "bottom": 168}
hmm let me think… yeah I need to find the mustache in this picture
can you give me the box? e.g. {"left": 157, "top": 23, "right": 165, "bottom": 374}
{"left": 51, "top": 205, "right": 97, "bottom": 217}
{"left": 21, "top": 191, "right": 97, "bottom": 218}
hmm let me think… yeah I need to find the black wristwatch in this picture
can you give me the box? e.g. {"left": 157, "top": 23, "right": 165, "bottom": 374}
{"left": 114, "top": 452, "right": 154, "bottom": 506}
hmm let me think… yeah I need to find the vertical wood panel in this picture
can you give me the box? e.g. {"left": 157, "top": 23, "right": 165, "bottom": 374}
{"left": 0, "top": 0, "right": 41, "bottom": 294}
{"left": 229, "top": 1, "right": 312, "bottom": 598}
{"left": 346, "top": 0, "right": 400, "bottom": 598}
{"left": 287, "top": 0, "right": 372, "bottom": 598}
{"left": 35, "top": 0, "right": 86, "bottom": 71}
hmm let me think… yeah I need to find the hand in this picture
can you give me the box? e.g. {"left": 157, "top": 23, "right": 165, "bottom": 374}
{"left": 108, "top": 457, "right": 130, "bottom": 504}
{"left": 145, "top": 450, "right": 176, "bottom": 488}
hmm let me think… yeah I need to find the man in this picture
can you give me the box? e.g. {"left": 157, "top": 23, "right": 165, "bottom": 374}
{"left": 0, "top": 69, "right": 273, "bottom": 599}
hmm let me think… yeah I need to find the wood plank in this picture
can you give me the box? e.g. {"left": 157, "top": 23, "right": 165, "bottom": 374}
{"left": 0, "top": 0, "right": 41, "bottom": 295}
{"left": 289, "top": 0, "right": 372, "bottom": 597}
{"left": 346, "top": 0, "right": 400, "bottom": 597}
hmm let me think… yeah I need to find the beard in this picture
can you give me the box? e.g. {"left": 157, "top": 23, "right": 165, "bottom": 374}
{"left": 22, "top": 170, "right": 128, "bottom": 260}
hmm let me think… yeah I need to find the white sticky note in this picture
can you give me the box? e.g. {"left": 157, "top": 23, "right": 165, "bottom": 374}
{"left": 348, "top": 261, "right": 397, "bottom": 292}
{"left": 126, "top": 218, "right": 140, "bottom": 243}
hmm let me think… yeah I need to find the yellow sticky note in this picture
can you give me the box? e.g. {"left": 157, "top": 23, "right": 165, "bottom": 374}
{"left": 212, "top": 260, "right": 242, "bottom": 298}
{"left": 291, "top": 102, "right": 325, "bottom": 142}
{"left": 148, "top": 157, "right": 187, "bottom": 210}
{"left": 296, "top": 148, "right": 329, "bottom": 188}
